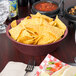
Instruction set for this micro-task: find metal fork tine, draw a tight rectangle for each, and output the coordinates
[24,60,35,76]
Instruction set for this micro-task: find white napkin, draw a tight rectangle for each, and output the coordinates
[0,61,38,76]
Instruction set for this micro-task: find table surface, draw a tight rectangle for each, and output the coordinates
[0,0,76,72]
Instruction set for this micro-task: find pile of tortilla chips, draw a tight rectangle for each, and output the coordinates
[9,12,66,45]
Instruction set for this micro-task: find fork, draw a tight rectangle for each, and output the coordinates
[24,60,35,76]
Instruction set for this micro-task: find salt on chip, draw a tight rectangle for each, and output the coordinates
[55,16,66,31]
[21,17,43,27]
[23,18,44,36]
[21,17,43,34]
[38,33,55,45]
[39,25,64,42]
[38,27,55,45]
[17,30,32,42]
[30,12,53,22]
[41,19,50,28]
[48,26,64,41]
[9,24,25,40]
[41,15,53,22]
[28,17,43,26]
[49,21,56,26]
[11,20,17,28]
[26,27,36,35]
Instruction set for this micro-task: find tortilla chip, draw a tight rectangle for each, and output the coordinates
[9,24,25,40]
[34,35,42,45]
[11,20,17,28]
[31,12,53,22]
[17,30,32,42]
[23,39,34,44]
[48,26,64,40]
[9,13,66,45]
[38,31,55,45]
[55,16,66,31]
